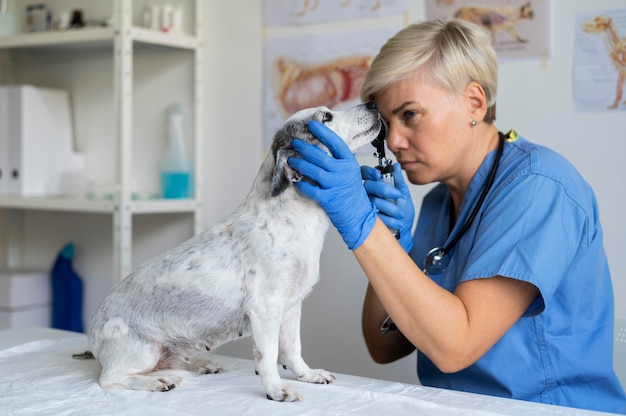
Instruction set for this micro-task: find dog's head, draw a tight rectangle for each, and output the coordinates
[270,103,385,197]
[583,16,612,34]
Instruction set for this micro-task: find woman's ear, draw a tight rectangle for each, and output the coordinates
[465,81,488,122]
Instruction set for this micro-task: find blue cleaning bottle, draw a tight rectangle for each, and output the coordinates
[161,102,192,199]
[51,242,84,333]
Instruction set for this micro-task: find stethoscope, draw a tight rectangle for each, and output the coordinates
[422,130,513,276]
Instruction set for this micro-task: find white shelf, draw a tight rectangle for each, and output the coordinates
[132,27,199,49]
[0,196,200,214]
[0,26,199,50]
[131,198,201,214]
[0,28,116,49]
[0,0,204,282]
[0,195,115,213]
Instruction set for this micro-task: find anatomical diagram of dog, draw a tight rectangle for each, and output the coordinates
[296,0,381,17]
[583,15,626,109]
[454,2,534,44]
[272,55,372,117]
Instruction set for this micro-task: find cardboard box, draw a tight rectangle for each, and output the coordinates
[0,85,85,196]
[0,270,51,330]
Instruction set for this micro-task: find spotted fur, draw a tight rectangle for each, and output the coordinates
[88,104,384,401]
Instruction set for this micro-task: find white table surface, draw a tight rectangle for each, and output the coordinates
[0,327,618,416]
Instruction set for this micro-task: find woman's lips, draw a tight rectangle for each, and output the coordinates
[397,160,418,170]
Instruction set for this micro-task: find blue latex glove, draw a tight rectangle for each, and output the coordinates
[287,120,378,250]
[361,163,415,252]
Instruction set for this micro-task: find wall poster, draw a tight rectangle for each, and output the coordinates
[263,27,400,149]
[425,0,551,60]
[574,8,626,112]
[263,0,407,26]
[261,0,407,149]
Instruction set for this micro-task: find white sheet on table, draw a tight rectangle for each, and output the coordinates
[0,337,608,416]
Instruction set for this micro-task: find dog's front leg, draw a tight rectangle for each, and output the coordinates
[279,302,336,385]
[249,306,302,401]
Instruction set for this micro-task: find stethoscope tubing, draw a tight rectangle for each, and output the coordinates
[423,131,506,275]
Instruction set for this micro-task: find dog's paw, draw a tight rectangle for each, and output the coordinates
[150,370,187,391]
[100,372,184,392]
[197,364,223,375]
[297,369,336,385]
[186,357,224,375]
[153,375,183,392]
[181,355,224,374]
[265,383,303,402]
[159,379,178,392]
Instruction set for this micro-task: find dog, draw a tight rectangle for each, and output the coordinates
[454,2,534,44]
[87,103,385,402]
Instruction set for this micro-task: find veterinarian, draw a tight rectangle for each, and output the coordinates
[287,19,626,414]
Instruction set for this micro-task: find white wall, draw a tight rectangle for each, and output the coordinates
[0,0,624,386]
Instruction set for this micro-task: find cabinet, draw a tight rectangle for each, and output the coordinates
[0,0,204,283]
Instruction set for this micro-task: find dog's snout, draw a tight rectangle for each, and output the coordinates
[366,101,377,110]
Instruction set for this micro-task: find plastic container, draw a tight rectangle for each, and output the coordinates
[50,242,84,333]
[161,103,192,199]
[0,0,16,37]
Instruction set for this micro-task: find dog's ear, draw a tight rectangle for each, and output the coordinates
[271,147,302,197]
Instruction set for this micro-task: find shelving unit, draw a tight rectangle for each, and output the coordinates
[0,0,204,283]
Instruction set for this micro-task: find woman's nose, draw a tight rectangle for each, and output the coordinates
[385,124,403,152]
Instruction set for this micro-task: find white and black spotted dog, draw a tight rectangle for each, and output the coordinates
[87,103,384,401]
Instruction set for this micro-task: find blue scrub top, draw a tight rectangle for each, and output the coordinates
[409,134,626,414]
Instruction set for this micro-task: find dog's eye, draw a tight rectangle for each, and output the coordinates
[322,112,333,123]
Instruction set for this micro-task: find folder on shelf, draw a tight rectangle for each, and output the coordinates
[0,88,7,194]
[0,85,85,197]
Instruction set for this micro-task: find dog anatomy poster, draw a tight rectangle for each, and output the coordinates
[574,9,626,112]
[262,27,399,150]
[425,0,551,60]
[263,0,407,26]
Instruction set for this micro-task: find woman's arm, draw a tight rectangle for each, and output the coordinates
[362,282,415,363]
[356,219,539,373]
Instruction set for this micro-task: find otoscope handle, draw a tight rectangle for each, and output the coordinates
[376,165,400,239]
[380,170,395,187]
[372,117,399,239]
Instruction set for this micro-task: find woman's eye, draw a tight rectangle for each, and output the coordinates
[403,110,417,120]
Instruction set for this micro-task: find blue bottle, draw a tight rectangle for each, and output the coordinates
[51,243,84,333]
[161,102,192,199]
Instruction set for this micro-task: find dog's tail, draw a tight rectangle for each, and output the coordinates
[72,351,95,360]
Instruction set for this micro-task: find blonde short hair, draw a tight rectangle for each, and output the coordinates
[361,19,498,123]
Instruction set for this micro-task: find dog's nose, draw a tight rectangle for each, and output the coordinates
[366,101,377,110]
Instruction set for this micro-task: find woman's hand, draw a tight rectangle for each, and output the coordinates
[287,120,378,250]
[362,163,415,252]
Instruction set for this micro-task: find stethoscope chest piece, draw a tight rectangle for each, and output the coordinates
[423,246,449,275]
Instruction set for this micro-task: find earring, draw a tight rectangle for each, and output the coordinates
[470,119,478,127]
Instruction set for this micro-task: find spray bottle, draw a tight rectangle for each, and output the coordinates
[51,242,84,333]
[161,102,192,199]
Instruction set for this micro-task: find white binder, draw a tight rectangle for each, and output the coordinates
[0,89,7,194]
[0,85,85,196]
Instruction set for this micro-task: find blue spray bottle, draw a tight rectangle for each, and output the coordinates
[161,102,192,198]
[51,242,84,333]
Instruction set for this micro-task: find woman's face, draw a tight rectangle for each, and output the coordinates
[375,71,473,188]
